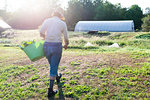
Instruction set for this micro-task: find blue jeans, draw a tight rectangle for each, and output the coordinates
[44,42,62,77]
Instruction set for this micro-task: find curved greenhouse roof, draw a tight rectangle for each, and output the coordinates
[74,20,134,32]
[0,19,11,29]
[0,19,11,32]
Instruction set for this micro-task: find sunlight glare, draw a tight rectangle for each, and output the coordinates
[7,0,43,12]
[7,0,68,12]
[8,0,27,12]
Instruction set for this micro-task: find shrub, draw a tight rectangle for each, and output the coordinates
[88,31,110,35]
[142,15,150,32]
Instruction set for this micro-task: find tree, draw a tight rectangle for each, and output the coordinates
[145,7,150,15]
[94,1,127,20]
[142,15,150,32]
[125,5,143,29]
[80,0,95,21]
[65,0,144,31]
[65,0,84,30]
[66,0,95,30]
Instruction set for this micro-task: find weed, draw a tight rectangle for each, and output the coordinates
[70,61,81,66]
[69,80,78,85]
[59,66,66,71]
[144,80,150,86]
[30,75,40,81]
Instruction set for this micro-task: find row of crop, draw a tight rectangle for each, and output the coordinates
[58,63,150,99]
[0,63,149,99]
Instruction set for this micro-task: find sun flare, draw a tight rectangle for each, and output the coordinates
[8,0,27,11]
[6,0,67,12]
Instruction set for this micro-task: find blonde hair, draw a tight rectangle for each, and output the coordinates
[51,11,62,18]
[51,7,65,20]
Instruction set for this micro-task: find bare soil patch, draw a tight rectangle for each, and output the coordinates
[8,53,148,86]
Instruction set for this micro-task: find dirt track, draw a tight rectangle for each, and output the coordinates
[13,53,146,68]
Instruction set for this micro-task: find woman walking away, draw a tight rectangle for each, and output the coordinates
[40,7,69,98]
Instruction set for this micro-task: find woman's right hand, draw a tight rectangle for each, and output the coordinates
[64,40,69,50]
[64,44,68,50]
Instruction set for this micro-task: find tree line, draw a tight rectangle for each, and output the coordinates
[65,0,145,30]
[0,0,150,31]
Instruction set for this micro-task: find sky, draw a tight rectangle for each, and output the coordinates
[0,0,150,13]
[107,0,150,12]
[60,0,150,12]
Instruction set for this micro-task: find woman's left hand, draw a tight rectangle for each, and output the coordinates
[40,33,45,40]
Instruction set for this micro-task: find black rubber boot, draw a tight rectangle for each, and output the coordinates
[48,88,57,98]
[56,73,62,84]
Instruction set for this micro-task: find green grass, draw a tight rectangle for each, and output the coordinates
[0,30,150,99]
[61,63,150,99]
[135,33,150,39]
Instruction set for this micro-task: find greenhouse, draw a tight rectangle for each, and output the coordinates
[0,19,11,32]
[74,20,134,32]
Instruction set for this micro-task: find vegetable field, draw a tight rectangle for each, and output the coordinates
[0,30,150,100]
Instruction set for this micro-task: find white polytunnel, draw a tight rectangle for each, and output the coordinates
[0,19,11,32]
[74,20,134,32]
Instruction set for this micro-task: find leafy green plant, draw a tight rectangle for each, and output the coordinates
[30,75,40,81]
[70,61,80,66]
[93,40,113,46]
[69,80,78,85]
[20,40,35,49]
[59,66,66,71]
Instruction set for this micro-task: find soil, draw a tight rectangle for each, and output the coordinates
[8,53,148,84]
[13,53,147,68]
